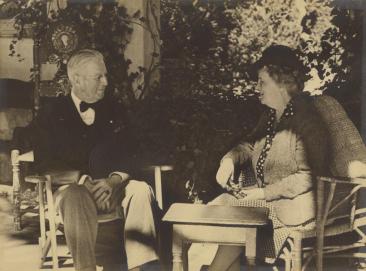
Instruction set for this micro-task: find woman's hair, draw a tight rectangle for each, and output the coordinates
[261,64,305,97]
[67,49,105,81]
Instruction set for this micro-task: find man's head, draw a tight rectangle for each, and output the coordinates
[67,49,108,103]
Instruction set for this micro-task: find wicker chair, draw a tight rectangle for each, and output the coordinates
[277,95,366,271]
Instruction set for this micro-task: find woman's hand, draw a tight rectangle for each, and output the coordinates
[232,189,248,199]
[243,188,265,200]
[216,158,234,188]
[348,161,366,178]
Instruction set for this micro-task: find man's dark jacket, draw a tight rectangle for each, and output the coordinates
[31,95,136,178]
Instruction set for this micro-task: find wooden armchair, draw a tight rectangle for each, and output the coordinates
[277,176,366,271]
[11,146,172,269]
[277,95,366,271]
[0,78,34,230]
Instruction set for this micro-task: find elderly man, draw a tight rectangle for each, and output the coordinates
[32,49,159,271]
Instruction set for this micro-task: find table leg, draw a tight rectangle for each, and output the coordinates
[245,228,257,269]
[172,228,184,271]
[182,242,189,271]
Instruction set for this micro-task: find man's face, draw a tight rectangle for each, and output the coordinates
[73,59,108,103]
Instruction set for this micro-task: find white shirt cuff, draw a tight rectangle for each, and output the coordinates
[108,171,130,182]
[78,174,92,185]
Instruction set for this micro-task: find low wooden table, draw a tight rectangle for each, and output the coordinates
[163,203,269,271]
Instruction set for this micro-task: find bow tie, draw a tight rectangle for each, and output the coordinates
[79,101,97,113]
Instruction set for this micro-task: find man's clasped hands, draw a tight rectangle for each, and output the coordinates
[82,174,127,213]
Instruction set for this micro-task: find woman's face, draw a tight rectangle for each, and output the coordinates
[257,67,283,109]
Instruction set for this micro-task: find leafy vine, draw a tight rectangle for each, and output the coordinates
[7,0,161,105]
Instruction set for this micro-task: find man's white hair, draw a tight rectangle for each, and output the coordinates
[67,49,105,82]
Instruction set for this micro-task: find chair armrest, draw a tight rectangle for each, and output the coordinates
[11,125,35,154]
[11,149,34,164]
[25,175,47,183]
[25,170,81,186]
[317,176,366,186]
[143,164,174,172]
[11,149,35,193]
[317,175,366,219]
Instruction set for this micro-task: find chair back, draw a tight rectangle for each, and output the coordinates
[0,79,34,110]
[313,95,366,177]
[312,95,366,227]
[0,79,34,184]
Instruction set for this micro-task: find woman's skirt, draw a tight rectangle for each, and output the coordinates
[209,193,315,263]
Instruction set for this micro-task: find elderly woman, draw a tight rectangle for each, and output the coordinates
[209,45,329,270]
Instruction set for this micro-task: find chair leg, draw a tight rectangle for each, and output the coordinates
[316,180,325,271]
[285,257,291,271]
[11,149,22,231]
[38,182,46,246]
[278,248,291,271]
[182,242,189,271]
[45,177,59,270]
[154,166,163,209]
[39,236,52,268]
[291,232,302,271]
[13,189,22,231]
[38,181,48,268]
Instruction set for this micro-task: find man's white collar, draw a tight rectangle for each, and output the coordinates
[71,90,82,112]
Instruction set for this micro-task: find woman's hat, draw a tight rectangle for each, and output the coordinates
[250,44,306,80]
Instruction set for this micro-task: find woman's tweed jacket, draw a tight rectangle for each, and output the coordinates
[223,94,329,226]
